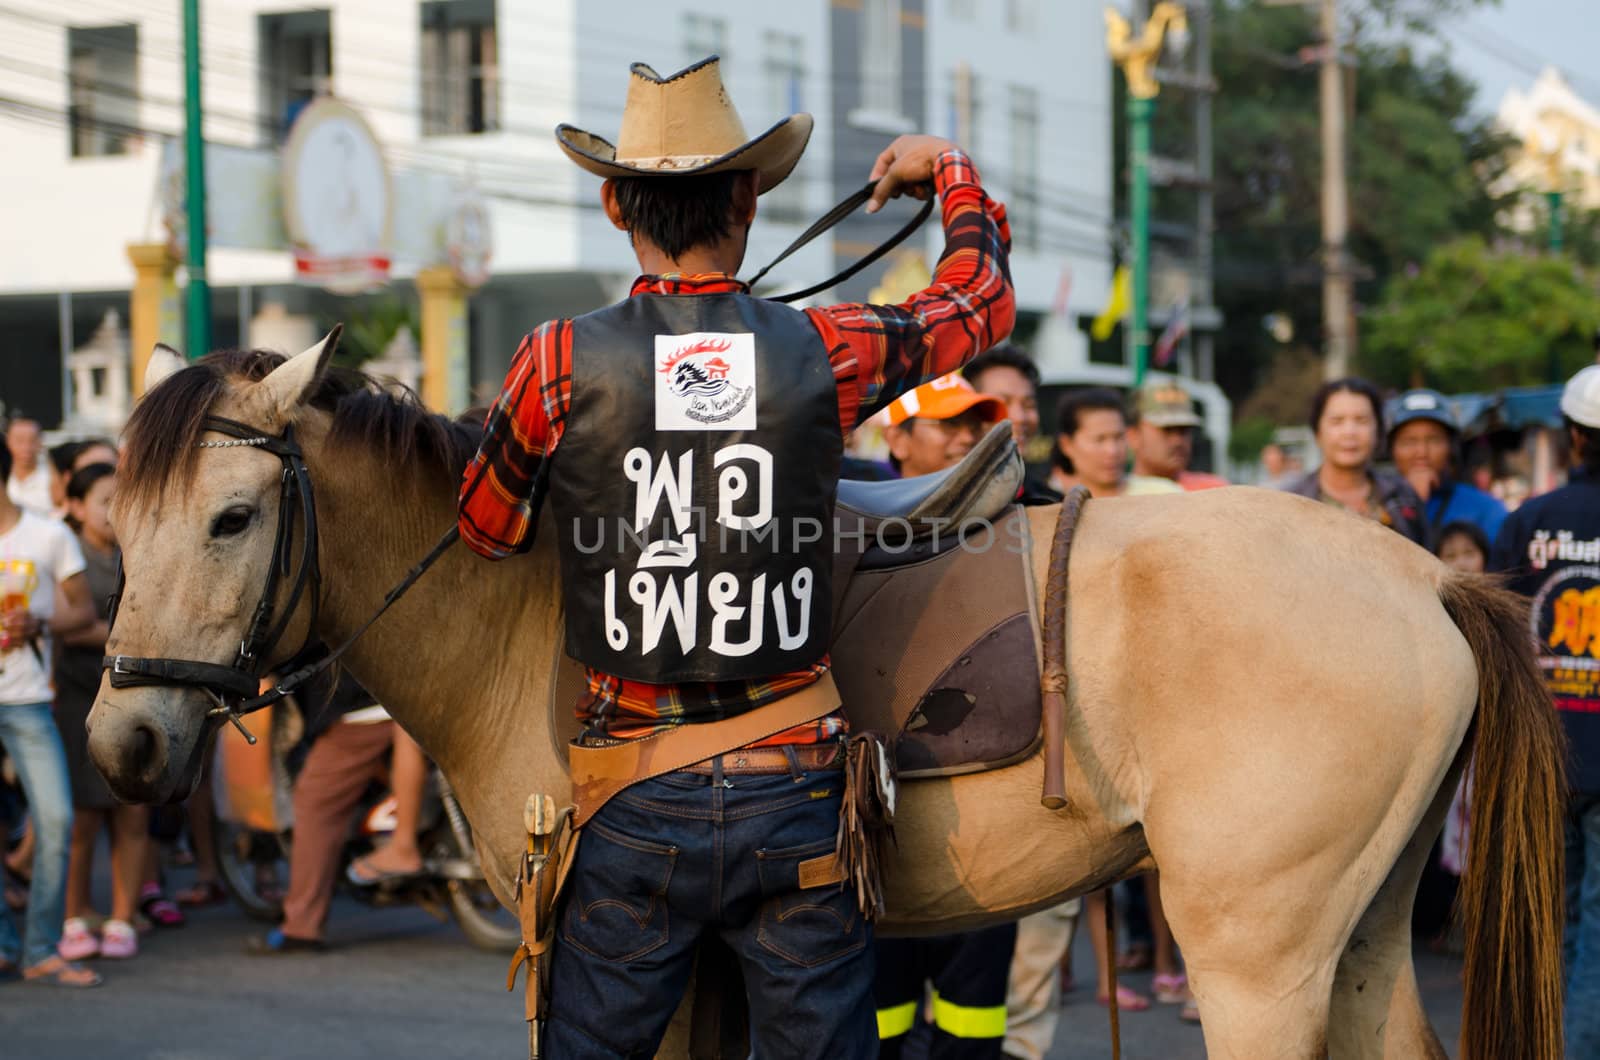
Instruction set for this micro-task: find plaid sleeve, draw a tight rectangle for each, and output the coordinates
[808,149,1015,430]
[457,320,572,559]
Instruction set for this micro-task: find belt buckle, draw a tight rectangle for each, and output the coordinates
[111,655,131,676]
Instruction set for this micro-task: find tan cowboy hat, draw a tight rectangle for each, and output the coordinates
[556,57,812,194]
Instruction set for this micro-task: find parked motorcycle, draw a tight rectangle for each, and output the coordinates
[208,704,518,952]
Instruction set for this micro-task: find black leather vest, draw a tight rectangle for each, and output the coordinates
[547,293,843,684]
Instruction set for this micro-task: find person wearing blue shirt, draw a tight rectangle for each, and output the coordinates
[1389,388,1506,544]
[1491,364,1600,1058]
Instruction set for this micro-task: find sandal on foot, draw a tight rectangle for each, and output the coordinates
[174,880,227,907]
[24,956,101,988]
[1180,998,1201,1023]
[1152,972,1191,1004]
[345,854,424,888]
[245,928,324,956]
[1096,984,1151,1011]
[138,883,185,928]
[57,918,99,961]
[99,920,138,959]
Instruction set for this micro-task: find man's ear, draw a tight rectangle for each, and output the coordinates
[600,179,629,232]
[734,170,760,227]
[885,423,911,463]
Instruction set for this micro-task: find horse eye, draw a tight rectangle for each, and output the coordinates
[210,507,255,538]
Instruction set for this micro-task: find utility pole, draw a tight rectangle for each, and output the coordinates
[1318,0,1354,379]
[182,0,210,360]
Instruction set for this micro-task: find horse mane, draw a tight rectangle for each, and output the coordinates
[117,348,483,510]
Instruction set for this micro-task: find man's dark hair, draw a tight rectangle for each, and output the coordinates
[964,344,1041,392]
[1308,377,1384,435]
[1051,388,1125,475]
[612,171,747,260]
[0,437,12,483]
[50,440,87,476]
[1565,416,1600,476]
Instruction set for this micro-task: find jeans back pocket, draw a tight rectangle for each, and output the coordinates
[755,838,865,969]
[562,819,678,964]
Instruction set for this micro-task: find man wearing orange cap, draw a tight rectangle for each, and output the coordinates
[459,56,1013,1058]
[883,373,1007,478]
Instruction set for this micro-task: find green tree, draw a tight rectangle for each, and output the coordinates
[1192,0,1508,404]
[1363,237,1600,390]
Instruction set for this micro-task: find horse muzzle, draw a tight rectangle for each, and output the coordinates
[86,690,210,805]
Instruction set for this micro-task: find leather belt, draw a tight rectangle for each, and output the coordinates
[683,743,843,776]
[567,672,842,828]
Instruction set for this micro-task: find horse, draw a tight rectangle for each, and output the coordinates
[87,338,1564,1059]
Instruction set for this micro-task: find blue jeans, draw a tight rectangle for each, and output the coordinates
[544,766,877,1058]
[0,702,72,969]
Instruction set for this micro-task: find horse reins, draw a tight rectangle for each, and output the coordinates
[99,179,933,743]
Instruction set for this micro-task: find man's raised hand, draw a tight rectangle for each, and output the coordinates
[866,135,958,214]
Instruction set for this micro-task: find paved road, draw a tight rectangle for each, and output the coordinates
[3,863,1466,1059]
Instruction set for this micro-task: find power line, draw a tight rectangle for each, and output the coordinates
[0,44,1120,231]
[0,90,1112,263]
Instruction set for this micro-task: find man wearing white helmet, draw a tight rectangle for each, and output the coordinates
[1491,362,1600,1057]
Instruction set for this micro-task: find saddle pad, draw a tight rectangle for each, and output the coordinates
[830,505,1042,777]
[548,505,1042,779]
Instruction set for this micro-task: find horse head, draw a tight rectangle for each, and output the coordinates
[87,332,339,803]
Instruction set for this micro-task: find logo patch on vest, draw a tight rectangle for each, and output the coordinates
[655,333,757,431]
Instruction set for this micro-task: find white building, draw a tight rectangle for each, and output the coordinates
[0,0,1110,425]
[1497,67,1600,228]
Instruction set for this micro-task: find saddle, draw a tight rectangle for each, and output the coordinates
[547,423,1044,781]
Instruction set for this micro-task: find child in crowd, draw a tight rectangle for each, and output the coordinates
[1436,520,1489,575]
[55,463,149,961]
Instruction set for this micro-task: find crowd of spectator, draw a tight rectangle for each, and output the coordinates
[5,338,1594,1053]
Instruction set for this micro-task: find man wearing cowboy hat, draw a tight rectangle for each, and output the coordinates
[459,57,1014,1057]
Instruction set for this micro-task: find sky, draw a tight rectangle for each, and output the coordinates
[1436,0,1600,117]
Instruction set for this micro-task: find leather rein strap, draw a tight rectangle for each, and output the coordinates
[746,180,936,304]
[1039,486,1090,812]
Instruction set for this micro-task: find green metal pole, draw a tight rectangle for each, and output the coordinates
[1549,189,1565,254]
[182,0,210,360]
[1130,95,1154,387]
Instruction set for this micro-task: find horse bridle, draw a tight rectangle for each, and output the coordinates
[94,179,932,743]
[102,416,325,741]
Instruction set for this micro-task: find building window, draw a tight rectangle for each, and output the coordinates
[67,24,138,158]
[859,0,902,121]
[947,64,979,160]
[763,32,806,222]
[684,14,728,65]
[421,0,499,136]
[1009,85,1040,250]
[1006,0,1039,34]
[260,9,332,143]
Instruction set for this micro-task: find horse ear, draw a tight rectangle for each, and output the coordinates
[254,326,343,422]
[142,344,186,393]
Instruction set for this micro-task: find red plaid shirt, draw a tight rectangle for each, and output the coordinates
[459,150,1013,741]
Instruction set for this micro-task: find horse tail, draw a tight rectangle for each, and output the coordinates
[1438,573,1566,1060]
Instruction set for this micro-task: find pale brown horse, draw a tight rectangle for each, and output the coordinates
[88,340,1564,1059]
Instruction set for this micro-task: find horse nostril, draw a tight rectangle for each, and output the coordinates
[131,724,160,778]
